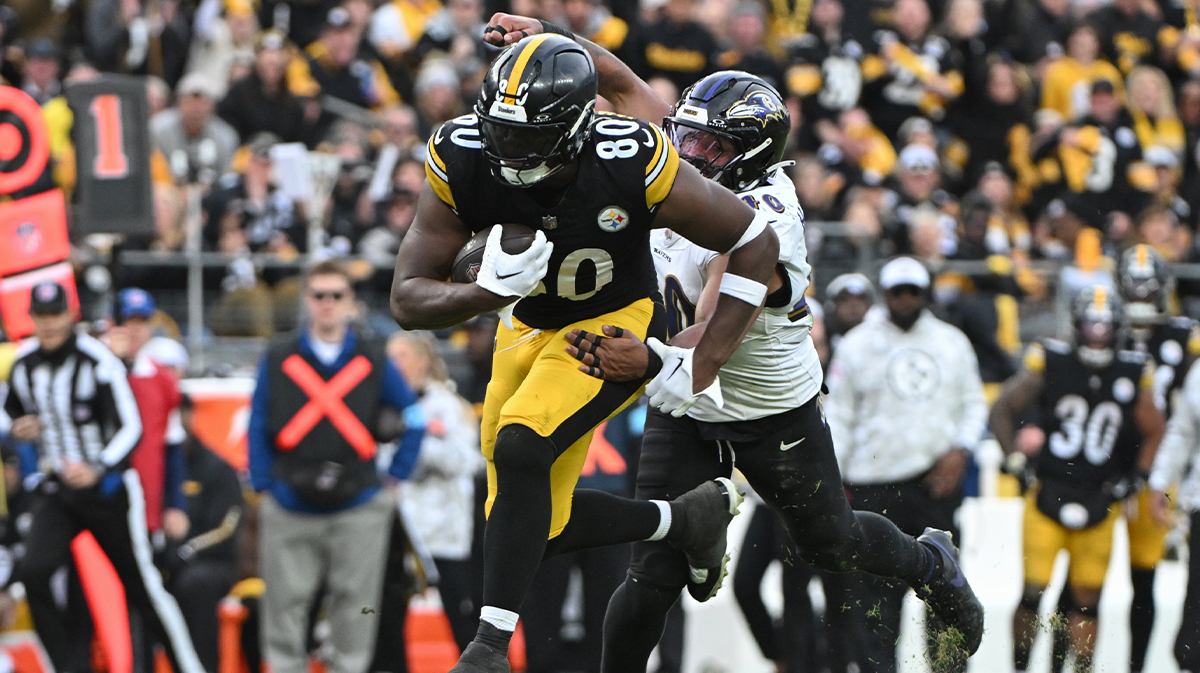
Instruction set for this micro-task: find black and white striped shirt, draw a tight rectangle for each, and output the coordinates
[3,332,142,473]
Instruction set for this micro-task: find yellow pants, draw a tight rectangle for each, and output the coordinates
[480,298,658,538]
[1126,485,1172,570]
[1023,489,1118,590]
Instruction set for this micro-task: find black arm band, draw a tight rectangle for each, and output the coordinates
[539,20,577,41]
[644,344,663,379]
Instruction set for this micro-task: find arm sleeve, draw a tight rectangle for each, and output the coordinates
[247,356,275,493]
[96,357,143,469]
[1150,364,1200,490]
[952,334,989,452]
[164,442,188,511]
[381,360,424,480]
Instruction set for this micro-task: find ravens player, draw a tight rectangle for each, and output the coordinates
[390,35,781,673]
[484,16,986,670]
[1114,244,1199,673]
[990,286,1166,673]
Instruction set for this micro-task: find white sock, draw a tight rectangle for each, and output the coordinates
[480,606,519,632]
[646,500,672,541]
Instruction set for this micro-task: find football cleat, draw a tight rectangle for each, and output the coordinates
[913,528,985,657]
[670,477,743,602]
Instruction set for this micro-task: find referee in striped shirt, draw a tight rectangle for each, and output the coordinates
[4,282,203,673]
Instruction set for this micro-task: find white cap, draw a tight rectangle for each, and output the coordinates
[1145,145,1179,169]
[898,143,939,173]
[176,72,219,99]
[879,257,930,290]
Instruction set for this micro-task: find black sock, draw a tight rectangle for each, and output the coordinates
[542,489,663,557]
[474,620,513,655]
[850,511,937,583]
[1014,636,1033,671]
[482,425,556,612]
[1129,567,1156,671]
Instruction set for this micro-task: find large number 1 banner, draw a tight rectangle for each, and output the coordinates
[66,75,154,236]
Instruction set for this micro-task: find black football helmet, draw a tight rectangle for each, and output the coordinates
[1073,285,1123,369]
[476,34,596,187]
[664,71,790,191]
[1118,244,1173,327]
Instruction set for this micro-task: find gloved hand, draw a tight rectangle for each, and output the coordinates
[644,338,722,418]
[475,227,553,299]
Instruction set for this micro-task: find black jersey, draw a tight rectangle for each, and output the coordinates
[1126,316,1200,416]
[1030,339,1151,489]
[424,111,681,329]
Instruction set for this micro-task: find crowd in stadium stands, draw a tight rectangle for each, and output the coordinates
[7,0,1200,670]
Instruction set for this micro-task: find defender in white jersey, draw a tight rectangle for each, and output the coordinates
[482,16,986,669]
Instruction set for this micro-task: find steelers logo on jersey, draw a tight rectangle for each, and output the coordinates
[886,348,940,399]
[1160,339,1184,366]
[598,206,631,232]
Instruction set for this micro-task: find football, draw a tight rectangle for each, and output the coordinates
[450,224,538,284]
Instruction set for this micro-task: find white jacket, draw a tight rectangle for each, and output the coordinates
[825,310,988,485]
[400,381,482,560]
[1149,362,1200,510]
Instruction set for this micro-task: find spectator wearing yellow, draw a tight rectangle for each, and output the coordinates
[814,107,897,185]
[1089,0,1165,75]
[369,0,444,60]
[1127,65,1186,157]
[1040,23,1125,122]
[562,0,630,55]
[288,7,400,111]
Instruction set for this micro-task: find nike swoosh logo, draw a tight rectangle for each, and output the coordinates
[495,271,521,280]
[434,126,445,145]
[780,438,805,451]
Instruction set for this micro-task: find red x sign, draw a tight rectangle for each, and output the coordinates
[277,354,376,459]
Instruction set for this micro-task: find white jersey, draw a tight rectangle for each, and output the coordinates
[650,167,824,422]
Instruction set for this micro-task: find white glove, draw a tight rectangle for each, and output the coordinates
[475,227,554,300]
[645,338,723,418]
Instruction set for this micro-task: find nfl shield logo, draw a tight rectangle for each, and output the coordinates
[16,222,42,254]
[543,215,557,230]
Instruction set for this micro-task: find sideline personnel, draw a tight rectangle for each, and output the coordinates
[249,259,423,673]
[6,281,203,673]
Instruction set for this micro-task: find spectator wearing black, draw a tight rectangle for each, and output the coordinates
[258,0,340,48]
[218,30,313,144]
[714,2,783,89]
[6,282,203,673]
[878,143,958,255]
[860,0,964,141]
[1005,0,1072,65]
[20,38,61,105]
[1088,0,1165,76]
[786,0,867,151]
[248,260,423,673]
[1032,77,1149,229]
[950,55,1034,188]
[289,7,400,113]
[202,132,307,255]
[634,0,719,93]
[85,0,192,87]
[167,395,245,673]
[822,272,876,361]
[409,0,488,70]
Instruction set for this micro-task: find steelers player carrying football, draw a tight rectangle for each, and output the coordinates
[991,286,1165,673]
[390,34,781,673]
[482,15,986,670]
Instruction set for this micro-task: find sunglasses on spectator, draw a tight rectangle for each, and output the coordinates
[310,290,347,301]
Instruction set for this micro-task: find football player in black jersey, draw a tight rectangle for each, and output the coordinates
[991,286,1166,673]
[1113,244,1199,673]
[484,14,986,671]
[390,34,780,673]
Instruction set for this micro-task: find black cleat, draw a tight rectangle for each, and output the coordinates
[914,528,985,657]
[669,477,743,602]
[449,642,511,673]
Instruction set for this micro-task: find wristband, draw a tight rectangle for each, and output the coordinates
[539,20,577,41]
[719,273,768,306]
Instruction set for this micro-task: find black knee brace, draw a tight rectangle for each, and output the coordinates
[492,424,556,476]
